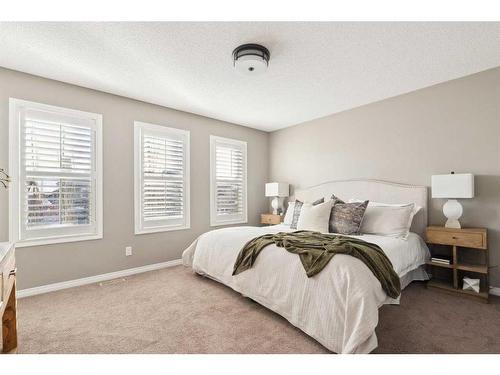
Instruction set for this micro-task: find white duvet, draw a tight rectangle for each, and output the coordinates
[182,224,429,354]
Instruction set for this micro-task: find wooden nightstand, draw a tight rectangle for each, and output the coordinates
[261,214,282,226]
[425,226,489,302]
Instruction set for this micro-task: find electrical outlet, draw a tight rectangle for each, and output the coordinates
[125,246,132,256]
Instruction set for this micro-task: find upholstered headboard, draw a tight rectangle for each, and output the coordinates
[291,179,428,237]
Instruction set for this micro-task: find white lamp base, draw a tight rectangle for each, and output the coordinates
[271,197,280,215]
[443,199,463,229]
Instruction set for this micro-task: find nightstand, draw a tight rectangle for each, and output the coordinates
[261,213,282,226]
[425,226,488,302]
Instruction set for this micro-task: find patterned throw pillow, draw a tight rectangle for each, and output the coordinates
[290,197,325,229]
[283,201,296,225]
[329,195,368,235]
[290,200,303,229]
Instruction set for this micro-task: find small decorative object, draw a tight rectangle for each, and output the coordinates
[431,172,474,228]
[462,277,480,294]
[0,168,10,189]
[265,182,289,215]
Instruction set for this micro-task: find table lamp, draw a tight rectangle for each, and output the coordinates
[431,172,474,229]
[265,182,289,215]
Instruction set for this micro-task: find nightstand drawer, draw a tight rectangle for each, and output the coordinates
[426,228,486,249]
[261,214,281,225]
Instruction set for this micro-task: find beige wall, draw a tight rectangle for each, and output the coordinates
[2,65,499,290]
[270,67,500,287]
[0,68,269,289]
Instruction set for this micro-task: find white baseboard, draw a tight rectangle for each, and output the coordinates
[17,259,182,298]
[16,261,500,299]
[489,287,500,297]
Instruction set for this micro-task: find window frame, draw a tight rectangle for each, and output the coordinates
[209,135,248,227]
[134,121,190,235]
[9,98,103,247]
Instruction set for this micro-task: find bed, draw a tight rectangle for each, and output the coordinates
[182,179,430,353]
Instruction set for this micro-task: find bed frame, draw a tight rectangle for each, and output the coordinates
[292,179,428,237]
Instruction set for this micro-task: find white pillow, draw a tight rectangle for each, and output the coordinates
[283,201,296,225]
[297,200,334,233]
[349,199,421,239]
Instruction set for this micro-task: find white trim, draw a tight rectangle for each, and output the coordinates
[134,225,190,235]
[209,135,248,227]
[15,260,500,299]
[8,98,103,247]
[17,259,182,298]
[14,234,103,248]
[134,121,190,235]
[489,286,500,297]
[8,99,20,245]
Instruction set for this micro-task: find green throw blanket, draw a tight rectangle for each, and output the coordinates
[232,230,401,299]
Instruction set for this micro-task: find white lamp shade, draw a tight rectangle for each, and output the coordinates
[265,182,289,197]
[431,173,474,198]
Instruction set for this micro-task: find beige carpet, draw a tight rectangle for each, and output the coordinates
[16,265,500,354]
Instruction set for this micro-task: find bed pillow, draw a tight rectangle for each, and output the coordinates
[283,201,296,225]
[288,197,325,229]
[348,199,419,239]
[329,195,368,235]
[297,200,334,232]
[290,200,304,229]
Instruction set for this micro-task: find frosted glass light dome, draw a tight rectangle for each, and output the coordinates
[233,44,270,75]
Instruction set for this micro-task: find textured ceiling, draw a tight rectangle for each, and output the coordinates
[0,22,499,131]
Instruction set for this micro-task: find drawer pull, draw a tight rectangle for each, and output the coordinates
[452,236,457,239]
[9,268,17,277]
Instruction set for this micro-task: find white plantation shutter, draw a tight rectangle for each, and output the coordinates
[134,122,190,233]
[210,136,247,226]
[9,99,103,246]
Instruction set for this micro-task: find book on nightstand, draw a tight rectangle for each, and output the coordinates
[431,257,452,265]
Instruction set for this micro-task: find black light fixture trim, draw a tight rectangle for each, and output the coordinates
[232,43,270,67]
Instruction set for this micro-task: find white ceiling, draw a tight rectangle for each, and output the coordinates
[0,22,499,131]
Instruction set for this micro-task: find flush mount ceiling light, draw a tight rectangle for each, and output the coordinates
[232,43,270,75]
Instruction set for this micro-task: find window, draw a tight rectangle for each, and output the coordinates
[210,136,247,226]
[9,99,103,247]
[134,122,190,234]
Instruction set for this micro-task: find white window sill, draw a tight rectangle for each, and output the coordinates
[135,225,190,235]
[15,233,103,248]
[210,219,248,227]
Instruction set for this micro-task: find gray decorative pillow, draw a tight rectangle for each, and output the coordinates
[329,195,368,235]
[290,200,303,229]
[290,198,324,229]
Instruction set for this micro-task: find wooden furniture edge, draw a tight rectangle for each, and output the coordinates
[2,281,17,353]
[426,226,487,234]
[1,243,17,354]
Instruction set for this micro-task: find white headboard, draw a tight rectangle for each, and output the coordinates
[292,179,428,237]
